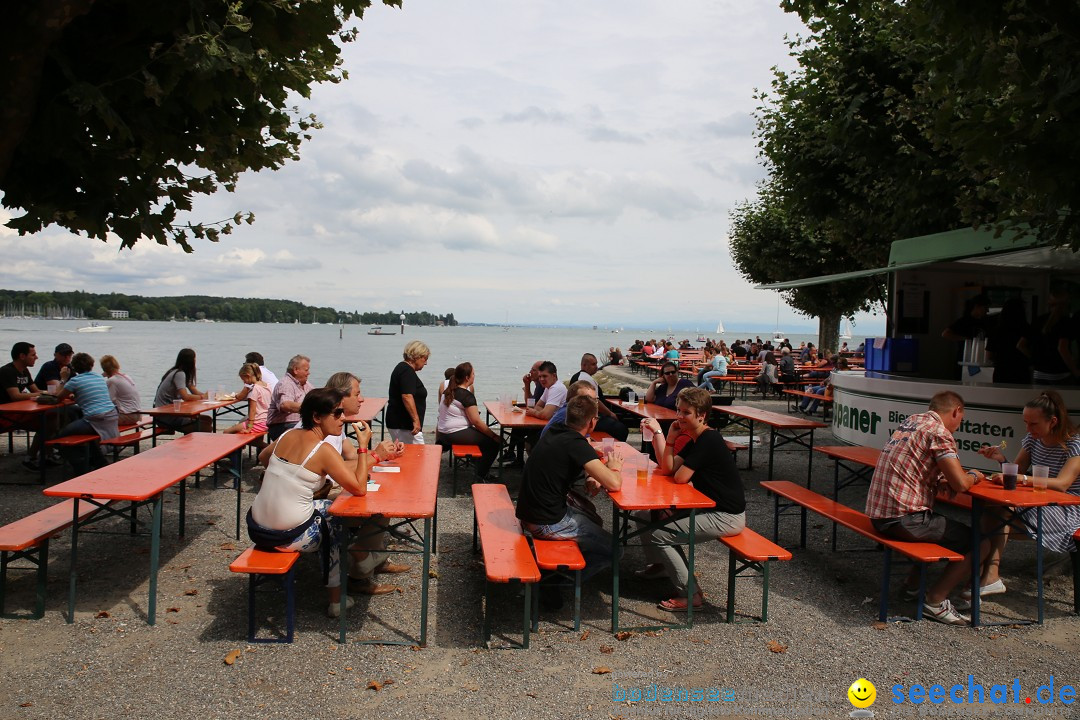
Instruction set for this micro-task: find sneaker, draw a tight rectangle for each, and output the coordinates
[959,578,1006,601]
[923,599,969,626]
[22,458,41,472]
[327,595,355,618]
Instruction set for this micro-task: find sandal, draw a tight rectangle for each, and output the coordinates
[658,594,704,612]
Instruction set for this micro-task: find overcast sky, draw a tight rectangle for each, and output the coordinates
[0,1,886,334]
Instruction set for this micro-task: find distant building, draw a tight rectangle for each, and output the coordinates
[109,309,129,319]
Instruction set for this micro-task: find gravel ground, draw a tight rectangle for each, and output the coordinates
[2,372,1079,720]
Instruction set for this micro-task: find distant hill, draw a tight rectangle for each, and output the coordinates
[0,289,457,326]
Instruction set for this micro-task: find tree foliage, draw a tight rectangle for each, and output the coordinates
[0,0,401,251]
[0,288,456,326]
[728,192,883,352]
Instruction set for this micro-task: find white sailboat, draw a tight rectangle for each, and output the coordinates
[716,320,725,334]
[840,319,853,340]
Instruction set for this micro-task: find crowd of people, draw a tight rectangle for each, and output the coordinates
[4,333,1080,627]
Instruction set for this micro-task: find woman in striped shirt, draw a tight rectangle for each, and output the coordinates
[974,390,1080,600]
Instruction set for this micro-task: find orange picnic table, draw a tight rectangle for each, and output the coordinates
[43,432,254,624]
[723,405,827,485]
[606,453,714,631]
[344,396,388,440]
[0,396,75,483]
[144,397,245,439]
[967,482,1080,627]
[328,444,441,645]
[483,401,548,476]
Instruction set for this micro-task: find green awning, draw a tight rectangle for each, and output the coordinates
[757,226,1044,290]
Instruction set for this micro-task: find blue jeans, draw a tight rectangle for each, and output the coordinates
[523,506,621,581]
[698,371,727,391]
[800,384,827,413]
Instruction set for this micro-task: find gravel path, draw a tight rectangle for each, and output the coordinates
[2,382,1079,719]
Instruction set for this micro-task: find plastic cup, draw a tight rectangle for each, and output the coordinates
[637,395,645,408]
[642,425,654,443]
[627,391,637,405]
[1001,463,1019,491]
[1032,465,1049,493]
[636,466,648,483]
[172,399,183,411]
[602,437,615,455]
[527,398,536,409]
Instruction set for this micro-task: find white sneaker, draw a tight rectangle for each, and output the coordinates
[327,595,355,618]
[959,578,1006,601]
[923,599,970,626]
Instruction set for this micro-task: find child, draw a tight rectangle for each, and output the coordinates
[224,363,271,435]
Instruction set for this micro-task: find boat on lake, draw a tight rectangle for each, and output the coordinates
[367,326,396,336]
[77,322,112,333]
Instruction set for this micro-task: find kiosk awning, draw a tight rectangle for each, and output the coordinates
[757,227,1049,290]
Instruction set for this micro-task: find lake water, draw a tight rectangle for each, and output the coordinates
[0,320,821,409]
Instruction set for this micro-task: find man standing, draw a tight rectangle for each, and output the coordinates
[866,391,990,625]
[569,353,628,442]
[34,343,74,389]
[266,354,313,440]
[517,395,624,599]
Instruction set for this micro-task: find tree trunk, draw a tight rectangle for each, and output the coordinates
[817,311,841,358]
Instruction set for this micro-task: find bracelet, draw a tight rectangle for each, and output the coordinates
[358,447,368,455]
[965,470,977,479]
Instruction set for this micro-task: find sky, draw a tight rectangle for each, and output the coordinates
[0,1,887,335]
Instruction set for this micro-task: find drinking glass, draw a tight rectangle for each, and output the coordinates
[1001,463,1019,491]
[1032,465,1049,493]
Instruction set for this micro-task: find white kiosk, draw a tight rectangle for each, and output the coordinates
[763,228,1080,471]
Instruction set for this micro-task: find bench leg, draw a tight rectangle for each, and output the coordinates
[878,548,893,622]
[1072,551,1080,615]
[284,567,296,643]
[522,583,531,650]
[531,579,540,632]
[761,561,771,623]
[573,569,581,632]
[247,574,257,643]
[726,548,737,623]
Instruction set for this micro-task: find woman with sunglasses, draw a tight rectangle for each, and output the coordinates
[250,387,403,617]
[645,361,694,410]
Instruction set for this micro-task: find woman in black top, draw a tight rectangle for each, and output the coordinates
[987,297,1031,384]
[435,362,501,480]
[386,340,430,444]
[639,387,745,611]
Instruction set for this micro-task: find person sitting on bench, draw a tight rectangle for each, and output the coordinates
[638,387,745,611]
[866,391,989,625]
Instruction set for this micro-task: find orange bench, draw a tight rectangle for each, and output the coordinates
[783,389,833,417]
[472,484,541,648]
[761,480,964,622]
[530,538,585,632]
[719,528,792,623]
[451,444,483,496]
[1,500,108,619]
[229,547,301,643]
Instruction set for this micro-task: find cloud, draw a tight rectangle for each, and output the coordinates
[499,106,571,125]
[458,117,485,130]
[585,125,645,144]
[703,112,756,138]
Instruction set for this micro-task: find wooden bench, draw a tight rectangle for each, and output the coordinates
[1,500,108,619]
[530,538,585,632]
[450,444,483,496]
[719,528,791,623]
[46,416,163,465]
[100,427,172,460]
[471,484,541,648]
[761,480,964,621]
[229,547,301,643]
[783,389,833,417]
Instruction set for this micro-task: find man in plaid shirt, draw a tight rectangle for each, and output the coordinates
[866,391,989,625]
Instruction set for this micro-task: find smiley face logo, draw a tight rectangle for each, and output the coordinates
[848,678,876,709]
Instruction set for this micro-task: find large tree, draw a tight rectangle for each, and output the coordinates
[0,0,400,250]
[728,191,884,354]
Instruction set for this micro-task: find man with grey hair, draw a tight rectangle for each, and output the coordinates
[266,354,313,440]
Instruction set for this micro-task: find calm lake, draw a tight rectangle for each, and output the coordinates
[0,319,821,410]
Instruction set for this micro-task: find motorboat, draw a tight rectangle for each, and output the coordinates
[77,322,112,333]
[367,326,396,336]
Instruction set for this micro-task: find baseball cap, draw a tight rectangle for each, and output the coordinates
[55,343,74,355]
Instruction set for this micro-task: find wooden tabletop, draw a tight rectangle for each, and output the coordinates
[0,397,74,414]
[345,397,388,423]
[329,444,441,519]
[814,445,881,466]
[144,398,242,418]
[484,401,549,429]
[44,433,252,501]
[965,481,1080,508]
[604,398,681,421]
[724,405,828,430]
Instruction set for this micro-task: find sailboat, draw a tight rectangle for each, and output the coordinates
[840,319,853,340]
[772,297,785,343]
[716,320,725,334]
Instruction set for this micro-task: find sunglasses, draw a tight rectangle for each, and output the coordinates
[330,408,345,419]
[663,370,678,376]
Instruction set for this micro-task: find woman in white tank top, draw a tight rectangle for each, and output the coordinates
[250,387,403,617]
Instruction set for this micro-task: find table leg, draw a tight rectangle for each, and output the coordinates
[686,509,697,627]
[805,430,815,488]
[1036,506,1044,625]
[148,495,163,626]
[746,419,755,469]
[39,412,49,484]
[338,529,349,644]
[611,504,620,632]
[767,426,777,479]
[66,499,80,624]
[970,499,982,627]
[179,473,187,537]
[420,517,432,646]
[234,451,243,540]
